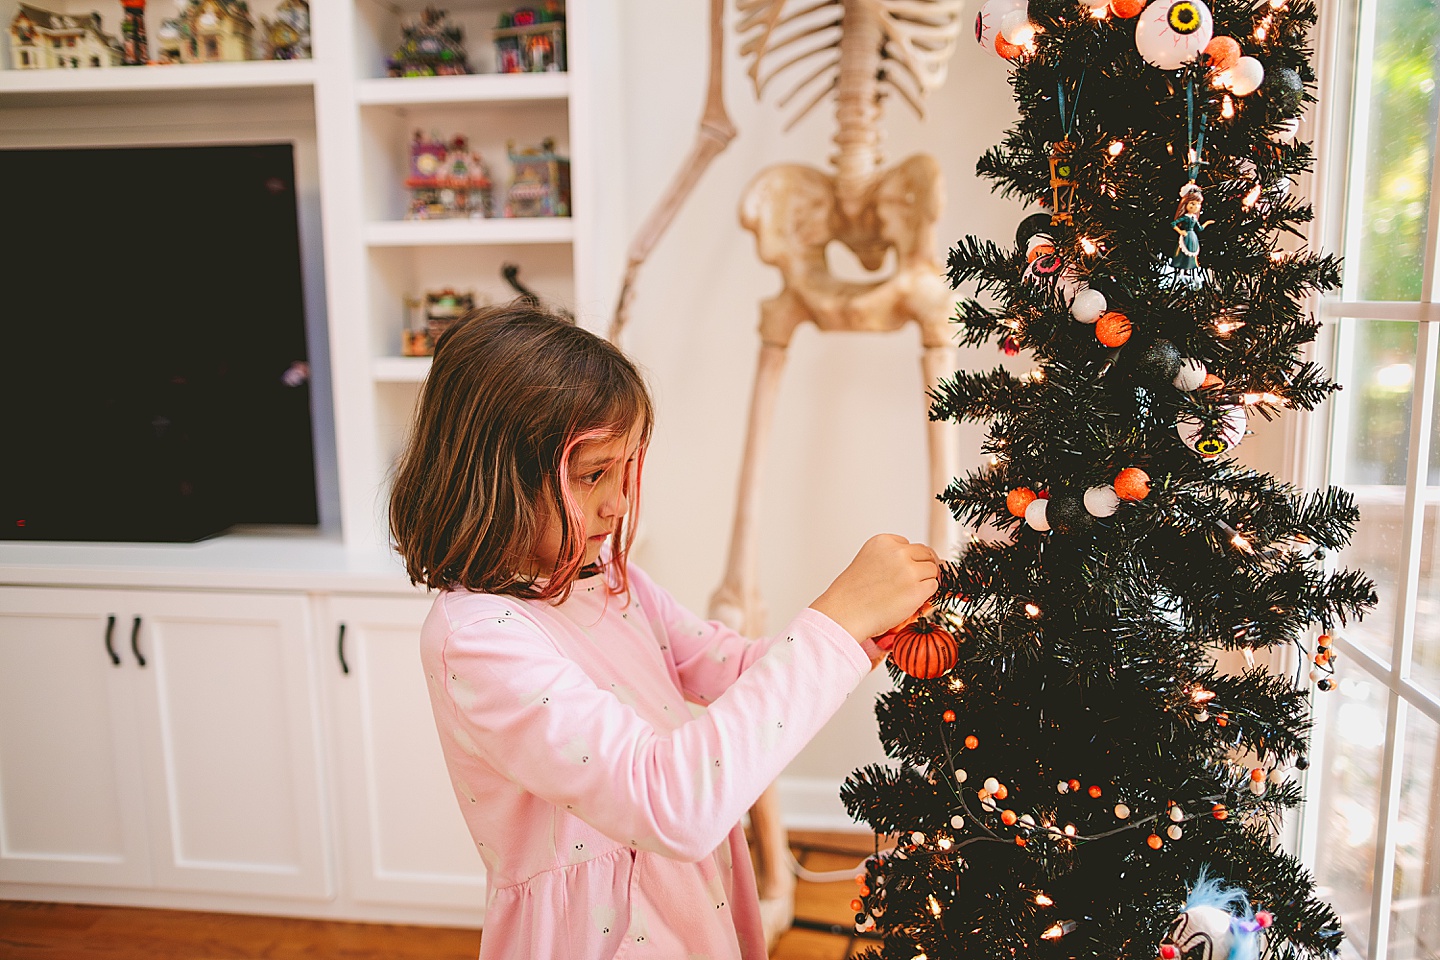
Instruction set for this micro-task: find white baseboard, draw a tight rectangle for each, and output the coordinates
[776,776,870,833]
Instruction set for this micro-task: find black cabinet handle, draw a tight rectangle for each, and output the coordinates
[104,615,121,666]
[130,616,145,667]
[337,623,349,675]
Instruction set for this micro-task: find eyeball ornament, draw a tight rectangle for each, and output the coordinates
[1135,0,1214,70]
[1177,405,1246,457]
[976,0,1028,59]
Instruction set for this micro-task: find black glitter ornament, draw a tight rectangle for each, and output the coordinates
[1047,496,1094,535]
[1136,338,1183,388]
[1264,67,1305,118]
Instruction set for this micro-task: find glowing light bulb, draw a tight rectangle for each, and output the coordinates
[938,836,953,851]
[1242,182,1261,208]
[1036,893,1054,906]
[929,895,943,916]
[1232,534,1254,554]
[1107,140,1125,156]
[1255,25,1267,40]
[1080,237,1098,255]
[1192,687,1216,703]
[1222,95,1236,120]
[1024,603,1042,618]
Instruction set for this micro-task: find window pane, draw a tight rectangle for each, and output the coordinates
[1337,321,1418,664]
[1413,508,1440,693]
[1354,0,1440,301]
[1313,663,1389,959]
[1389,706,1440,960]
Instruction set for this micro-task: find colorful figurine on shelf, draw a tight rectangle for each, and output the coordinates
[157,0,254,63]
[120,0,148,65]
[493,3,565,73]
[9,4,123,69]
[260,0,309,60]
[387,6,470,77]
[405,131,495,220]
[403,289,481,356]
[1172,182,1214,272]
[505,138,571,218]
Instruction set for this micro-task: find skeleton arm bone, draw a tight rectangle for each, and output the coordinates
[610,0,737,344]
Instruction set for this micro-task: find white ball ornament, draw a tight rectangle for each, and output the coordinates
[956,768,969,783]
[1170,805,1185,822]
[952,814,965,828]
[1229,56,1265,96]
[984,777,1001,794]
[1083,485,1121,518]
[1114,803,1131,819]
[1249,778,1267,795]
[1058,780,1070,794]
[1173,358,1207,391]
[1135,0,1214,70]
[1024,497,1051,531]
[1070,287,1108,323]
[1167,824,1184,840]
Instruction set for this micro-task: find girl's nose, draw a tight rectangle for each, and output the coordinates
[601,478,629,518]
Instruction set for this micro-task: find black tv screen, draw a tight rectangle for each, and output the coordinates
[0,143,319,542]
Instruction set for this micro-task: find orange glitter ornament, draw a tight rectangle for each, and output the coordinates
[1204,36,1242,72]
[994,34,1024,59]
[1007,487,1039,517]
[1088,785,1103,798]
[1147,834,1163,850]
[1001,810,1018,825]
[1015,836,1028,847]
[1096,311,1132,347]
[943,709,957,722]
[1251,768,1265,782]
[1068,779,1081,793]
[1114,467,1151,501]
[994,784,1009,800]
[965,735,979,750]
[1110,0,1146,16]
[1212,803,1229,820]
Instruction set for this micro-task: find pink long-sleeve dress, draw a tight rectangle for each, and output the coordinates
[420,560,873,959]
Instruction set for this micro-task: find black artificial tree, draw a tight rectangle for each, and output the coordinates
[840,1,1378,958]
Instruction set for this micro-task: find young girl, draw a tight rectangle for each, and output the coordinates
[390,302,938,960]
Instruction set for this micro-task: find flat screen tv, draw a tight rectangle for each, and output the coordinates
[0,143,320,543]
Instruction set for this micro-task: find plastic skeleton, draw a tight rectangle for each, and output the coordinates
[614,0,963,630]
[610,0,963,940]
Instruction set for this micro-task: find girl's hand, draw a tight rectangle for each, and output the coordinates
[810,534,940,643]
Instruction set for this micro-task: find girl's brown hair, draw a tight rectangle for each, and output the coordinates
[389,301,653,601]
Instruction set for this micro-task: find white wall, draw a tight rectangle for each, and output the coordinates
[609,2,1300,829]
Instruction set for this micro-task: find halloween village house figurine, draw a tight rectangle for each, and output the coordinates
[9,4,122,69]
[403,131,494,220]
[388,6,469,77]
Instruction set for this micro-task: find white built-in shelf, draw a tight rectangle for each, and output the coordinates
[373,356,432,383]
[0,60,318,106]
[365,217,574,246]
[356,72,569,106]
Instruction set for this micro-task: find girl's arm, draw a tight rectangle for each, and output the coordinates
[427,598,870,862]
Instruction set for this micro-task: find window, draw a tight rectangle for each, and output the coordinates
[1307,1,1440,958]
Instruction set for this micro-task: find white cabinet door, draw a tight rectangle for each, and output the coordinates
[324,595,485,911]
[128,590,331,899]
[0,588,152,888]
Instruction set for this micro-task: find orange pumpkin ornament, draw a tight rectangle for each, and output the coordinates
[1114,467,1151,501]
[890,620,960,679]
[1096,311,1132,347]
[1007,487,1039,517]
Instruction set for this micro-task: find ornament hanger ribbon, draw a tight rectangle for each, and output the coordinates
[1185,78,1209,182]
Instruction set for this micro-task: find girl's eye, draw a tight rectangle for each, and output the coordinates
[582,470,605,485]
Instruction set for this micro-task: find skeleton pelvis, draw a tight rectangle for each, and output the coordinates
[740,154,950,346]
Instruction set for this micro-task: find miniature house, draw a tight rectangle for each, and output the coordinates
[9,4,122,69]
[173,0,254,63]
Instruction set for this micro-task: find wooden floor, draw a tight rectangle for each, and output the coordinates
[0,832,877,960]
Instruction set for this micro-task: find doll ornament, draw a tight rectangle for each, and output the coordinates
[1172,183,1215,272]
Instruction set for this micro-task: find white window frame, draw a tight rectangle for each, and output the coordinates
[1302,0,1440,956]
